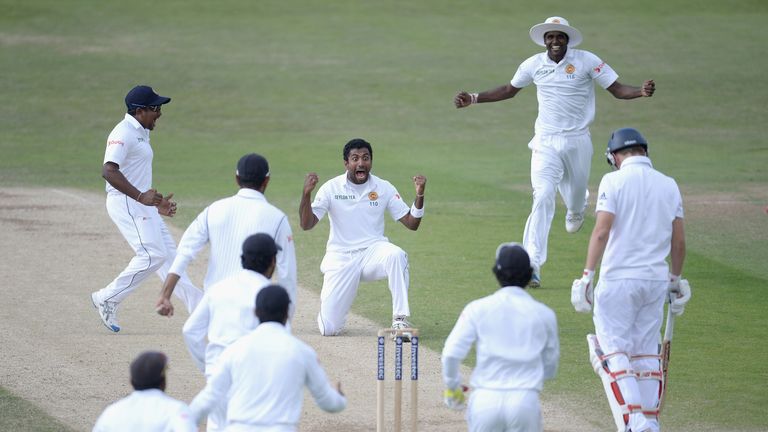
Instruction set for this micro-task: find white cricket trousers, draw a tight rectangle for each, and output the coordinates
[466,388,542,432]
[95,194,202,311]
[522,132,592,268]
[317,241,410,336]
[593,279,667,432]
[204,364,227,432]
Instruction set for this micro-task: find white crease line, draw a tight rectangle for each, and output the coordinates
[51,188,96,205]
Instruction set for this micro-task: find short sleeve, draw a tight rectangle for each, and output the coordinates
[585,51,619,89]
[595,176,616,215]
[510,58,534,89]
[387,186,410,221]
[311,182,331,221]
[103,130,128,166]
[673,181,684,219]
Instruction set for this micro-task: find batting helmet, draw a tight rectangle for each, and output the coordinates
[605,127,648,167]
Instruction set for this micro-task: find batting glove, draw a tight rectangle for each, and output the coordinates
[571,270,595,313]
[669,277,692,316]
[443,386,467,411]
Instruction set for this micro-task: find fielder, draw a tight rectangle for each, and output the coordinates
[441,243,559,432]
[454,16,655,287]
[156,153,297,317]
[189,285,347,431]
[299,138,426,337]
[92,85,202,332]
[182,233,282,431]
[93,351,196,432]
[570,128,691,432]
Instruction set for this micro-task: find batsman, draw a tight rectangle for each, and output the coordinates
[570,128,691,432]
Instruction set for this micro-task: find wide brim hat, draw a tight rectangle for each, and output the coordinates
[529,16,583,48]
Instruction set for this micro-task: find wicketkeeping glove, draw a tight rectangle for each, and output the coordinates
[443,386,467,410]
[668,275,692,316]
[571,270,595,313]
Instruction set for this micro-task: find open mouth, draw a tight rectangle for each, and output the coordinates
[355,170,367,180]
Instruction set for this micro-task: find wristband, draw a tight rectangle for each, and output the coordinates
[582,269,594,281]
[410,203,424,218]
[136,191,143,202]
[469,93,479,105]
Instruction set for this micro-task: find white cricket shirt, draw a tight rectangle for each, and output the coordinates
[442,286,559,391]
[311,173,410,252]
[92,389,196,432]
[511,49,618,136]
[169,188,297,300]
[182,269,270,373]
[103,114,153,195]
[189,322,346,430]
[595,156,684,281]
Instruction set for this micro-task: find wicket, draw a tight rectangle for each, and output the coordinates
[376,327,419,432]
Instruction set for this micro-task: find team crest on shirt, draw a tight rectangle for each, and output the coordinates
[565,64,576,74]
[368,192,378,201]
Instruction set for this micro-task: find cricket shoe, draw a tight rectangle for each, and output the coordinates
[566,191,589,233]
[391,316,413,342]
[565,211,585,233]
[528,264,541,288]
[91,292,120,333]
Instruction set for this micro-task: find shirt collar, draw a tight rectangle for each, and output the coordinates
[620,155,653,169]
[543,48,573,66]
[342,172,378,191]
[258,321,288,332]
[499,285,533,298]
[237,188,266,200]
[132,388,164,397]
[124,113,145,131]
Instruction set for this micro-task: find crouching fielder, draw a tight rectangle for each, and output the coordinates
[441,243,559,432]
[570,127,691,432]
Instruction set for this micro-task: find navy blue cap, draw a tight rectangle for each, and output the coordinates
[242,233,281,262]
[494,242,531,273]
[125,85,171,111]
[236,153,270,183]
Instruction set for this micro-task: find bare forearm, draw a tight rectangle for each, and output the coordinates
[607,79,655,100]
[102,164,141,200]
[670,218,686,275]
[299,194,318,230]
[161,273,181,299]
[585,230,608,271]
[586,212,613,270]
[612,85,643,99]
[478,84,520,103]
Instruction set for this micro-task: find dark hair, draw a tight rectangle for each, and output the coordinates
[241,254,274,274]
[343,138,373,161]
[238,178,267,190]
[493,265,533,288]
[130,351,167,391]
[255,285,290,323]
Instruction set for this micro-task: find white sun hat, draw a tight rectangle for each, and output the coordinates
[529,16,583,47]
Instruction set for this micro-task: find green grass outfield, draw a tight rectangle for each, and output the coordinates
[2,0,766,430]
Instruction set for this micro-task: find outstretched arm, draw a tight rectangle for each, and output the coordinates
[399,175,426,231]
[299,173,320,230]
[606,79,655,99]
[454,84,522,108]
